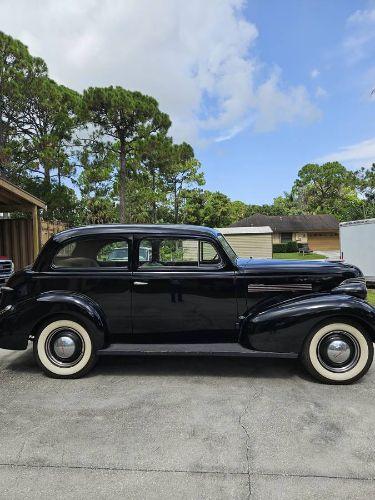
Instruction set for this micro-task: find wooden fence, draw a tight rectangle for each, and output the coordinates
[0,218,34,270]
[41,220,68,245]
[0,218,68,270]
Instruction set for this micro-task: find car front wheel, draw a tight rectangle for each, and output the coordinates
[301,322,374,384]
[34,319,97,378]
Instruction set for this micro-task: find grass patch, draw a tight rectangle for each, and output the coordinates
[367,289,375,306]
[273,252,326,260]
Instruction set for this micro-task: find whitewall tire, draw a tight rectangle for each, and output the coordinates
[34,319,97,378]
[302,322,373,384]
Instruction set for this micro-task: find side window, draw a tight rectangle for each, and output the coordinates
[53,238,129,269]
[56,241,76,257]
[139,239,198,268]
[97,242,128,265]
[200,241,221,265]
[138,238,221,268]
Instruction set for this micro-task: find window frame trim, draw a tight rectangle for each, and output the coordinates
[134,235,226,272]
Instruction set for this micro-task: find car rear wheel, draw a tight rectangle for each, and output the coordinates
[301,322,374,384]
[33,319,97,378]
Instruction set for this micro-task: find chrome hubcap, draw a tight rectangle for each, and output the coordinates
[326,339,351,364]
[317,330,360,373]
[53,336,77,359]
[45,328,84,367]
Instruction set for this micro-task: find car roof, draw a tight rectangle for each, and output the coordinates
[52,224,221,243]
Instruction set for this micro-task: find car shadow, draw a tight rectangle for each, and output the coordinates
[91,354,314,382]
[2,347,316,383]
[1,348,40,374]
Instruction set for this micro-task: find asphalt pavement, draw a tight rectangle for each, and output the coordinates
[0,347,375,499]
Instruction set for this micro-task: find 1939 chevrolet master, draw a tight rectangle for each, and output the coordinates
[0,224,374,383]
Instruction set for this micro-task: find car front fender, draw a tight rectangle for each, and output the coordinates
[241,293,375,354]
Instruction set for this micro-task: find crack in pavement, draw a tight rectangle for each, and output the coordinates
[0,462,374,483]
[238,387,265,497]
[0,462,248,476]
[252,471,375,482]
[239,404,252,498]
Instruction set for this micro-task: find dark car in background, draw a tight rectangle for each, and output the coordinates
[0,224,374,383]
[0,256,14,288]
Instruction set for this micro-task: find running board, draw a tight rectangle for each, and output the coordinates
[97,343,298,358]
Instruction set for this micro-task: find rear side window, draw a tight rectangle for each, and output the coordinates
[53,238,129,269]
[97,242,128,264]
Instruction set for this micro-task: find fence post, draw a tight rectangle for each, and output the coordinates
[32,206,39,259]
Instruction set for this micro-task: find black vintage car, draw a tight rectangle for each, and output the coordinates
[0,224,374,383]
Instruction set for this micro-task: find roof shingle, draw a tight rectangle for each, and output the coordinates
[230,214,339,232]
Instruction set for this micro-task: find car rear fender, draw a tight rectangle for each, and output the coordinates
[240,293,375,354]
[11,291,107,349]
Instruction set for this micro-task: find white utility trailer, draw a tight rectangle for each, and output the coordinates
[340,219,375,281]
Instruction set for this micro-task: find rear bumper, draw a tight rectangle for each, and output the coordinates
[0,306,28,350]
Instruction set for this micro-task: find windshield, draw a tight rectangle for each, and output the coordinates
[217,234,237,263]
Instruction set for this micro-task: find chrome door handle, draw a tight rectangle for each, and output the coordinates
[134,281,148,286]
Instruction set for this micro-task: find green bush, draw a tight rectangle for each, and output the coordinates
[273,243,288,253]
[273,241,298,253]
[286,241,298,252]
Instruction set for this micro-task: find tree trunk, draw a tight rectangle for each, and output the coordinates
[43,165,51,188]
[174,180,178,223]
[152,167,156,223]
[119,137,126,223]
[57,166,61,187]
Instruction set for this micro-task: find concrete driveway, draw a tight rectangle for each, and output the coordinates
[1,347,375,499]
[318,250,341,260]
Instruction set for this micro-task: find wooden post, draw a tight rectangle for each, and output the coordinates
[32,205,39,260]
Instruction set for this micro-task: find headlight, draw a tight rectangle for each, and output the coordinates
[333,278,367,300]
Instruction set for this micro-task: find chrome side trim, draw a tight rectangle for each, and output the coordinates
[248,283,312,293]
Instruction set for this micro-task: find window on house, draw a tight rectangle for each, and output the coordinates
[280,233,293,243]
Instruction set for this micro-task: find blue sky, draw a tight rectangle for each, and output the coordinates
[198,0,375,204]
[1,0,375,204]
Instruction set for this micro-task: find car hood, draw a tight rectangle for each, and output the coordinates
[236,257,363,280]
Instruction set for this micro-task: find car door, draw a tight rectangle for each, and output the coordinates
[131,235,238,342]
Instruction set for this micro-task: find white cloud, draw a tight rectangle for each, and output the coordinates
[344,7,375,63]
[253,69,321,132]
[310,68,320,79]
[315,86,328,98]
[0,0,320,145]
[316,137,375,168]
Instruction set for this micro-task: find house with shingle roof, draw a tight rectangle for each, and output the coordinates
[230,214,339,251]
